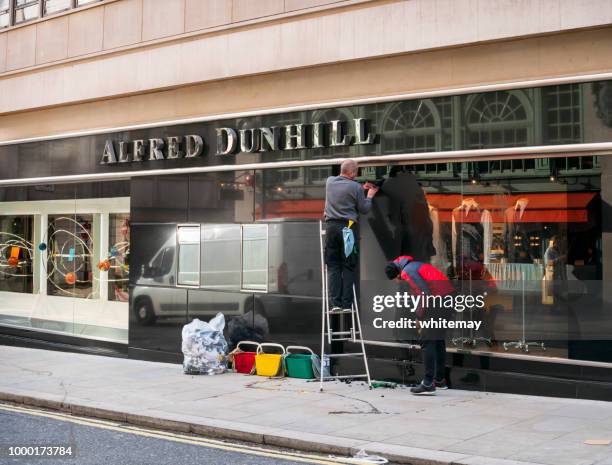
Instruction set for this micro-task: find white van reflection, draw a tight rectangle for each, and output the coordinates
[131,220,322,326]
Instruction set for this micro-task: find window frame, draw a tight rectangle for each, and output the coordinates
[182,222,271,293]
[176,224,201,288]
[13,0,39,25]
[43,0,72,16]
[0,0,10,29]
[2,0,102,29]
[200,223,242,291]
[240,223,269,292]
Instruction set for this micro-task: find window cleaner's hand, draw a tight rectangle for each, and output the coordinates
[366,184,379,199]
[363,181,376,190]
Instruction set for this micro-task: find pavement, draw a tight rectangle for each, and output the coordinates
[1,346,611,465]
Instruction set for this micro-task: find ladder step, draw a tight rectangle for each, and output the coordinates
[328,309,353,314]
[327,331,352,335]
[323,374,369,380]
[330,337,352,342]
[327,352,364,358]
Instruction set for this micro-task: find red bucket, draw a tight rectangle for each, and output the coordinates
[233,341,260,374]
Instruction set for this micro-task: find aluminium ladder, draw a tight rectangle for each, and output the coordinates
[318,220,372,391]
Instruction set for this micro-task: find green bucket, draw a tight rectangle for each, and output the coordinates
[285,346,315,379]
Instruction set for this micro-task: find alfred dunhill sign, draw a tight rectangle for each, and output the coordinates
[100,118,376,165]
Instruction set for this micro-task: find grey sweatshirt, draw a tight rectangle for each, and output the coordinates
[324,175,372,222]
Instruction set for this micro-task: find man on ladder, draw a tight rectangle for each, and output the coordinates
[318,159,378,390]
[324,159,379,312]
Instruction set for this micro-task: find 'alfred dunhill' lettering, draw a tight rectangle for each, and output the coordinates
[99,118,376,164]
[100,135,203,165]
[215,118,376,156]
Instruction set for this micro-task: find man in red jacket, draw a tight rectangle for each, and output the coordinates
[385,256,454,395]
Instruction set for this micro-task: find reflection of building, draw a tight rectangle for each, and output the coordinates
[2,0,612,400]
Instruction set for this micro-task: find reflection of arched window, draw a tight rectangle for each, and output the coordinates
[465,91,533,148]
[381,100,441,154]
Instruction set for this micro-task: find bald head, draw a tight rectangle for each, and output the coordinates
[340,159,358,179]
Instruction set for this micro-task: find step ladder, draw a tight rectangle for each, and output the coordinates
[318,220,372,391]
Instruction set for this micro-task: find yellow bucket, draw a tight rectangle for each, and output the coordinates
[255,343,285,377]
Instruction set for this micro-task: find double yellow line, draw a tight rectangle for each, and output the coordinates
[0,403,366,465]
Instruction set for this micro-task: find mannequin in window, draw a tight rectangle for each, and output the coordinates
[451,198,492,277]
[544,235,567,300]
[503,197,540,263]
[429,203,449,273]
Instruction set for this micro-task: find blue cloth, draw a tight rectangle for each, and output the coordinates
[342,226,355,257]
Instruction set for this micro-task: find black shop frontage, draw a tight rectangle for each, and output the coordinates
[2,79,612,400]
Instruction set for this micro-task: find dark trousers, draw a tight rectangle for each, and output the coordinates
[421,339,446,386]
[324,220,357,309]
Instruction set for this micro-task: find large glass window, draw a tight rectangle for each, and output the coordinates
[242,224,268,291]
[14,0,39,23]
[108,213,129,302]
[258,152,608,363]
[0,215,33,293]
[0,189,130,344]
[47,214,94,299]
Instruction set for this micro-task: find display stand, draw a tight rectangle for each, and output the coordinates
[503,271,545,353]
[452,270,492,348]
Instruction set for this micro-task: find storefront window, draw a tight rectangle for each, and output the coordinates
[108,213,129,302]
[0,186,129,343]
[257,152,609,363]
[0,215,34,294]
[47,214,94,299]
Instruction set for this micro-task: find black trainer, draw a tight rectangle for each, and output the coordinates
[410,383,436,395]
[434,379,448,390]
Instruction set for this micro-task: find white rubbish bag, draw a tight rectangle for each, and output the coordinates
[182,313,228,375]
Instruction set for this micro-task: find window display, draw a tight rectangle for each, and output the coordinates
[0,190,130,343]
[108,213,130,302]
[47,214,94,299]
[258,153,606,362]
[0,215,33,294]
